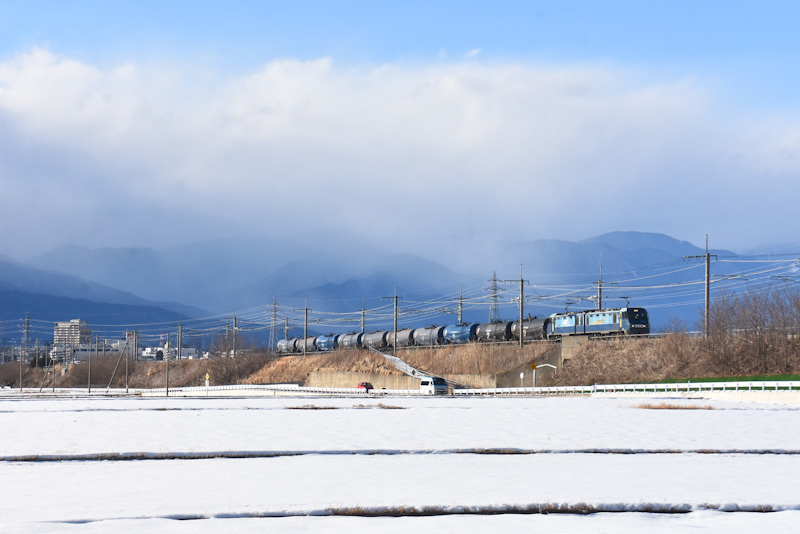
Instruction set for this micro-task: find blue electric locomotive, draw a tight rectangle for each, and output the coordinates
[548,307,650,338]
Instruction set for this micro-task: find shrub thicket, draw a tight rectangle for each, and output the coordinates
[554,286,800,385]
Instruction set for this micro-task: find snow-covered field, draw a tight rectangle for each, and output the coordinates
[1,394,799,532]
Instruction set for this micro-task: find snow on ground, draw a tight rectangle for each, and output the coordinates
[1,394,799,532]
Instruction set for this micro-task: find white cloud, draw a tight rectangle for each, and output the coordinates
[0,48,798,258]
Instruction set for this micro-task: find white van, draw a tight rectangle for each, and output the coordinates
[419,376,449,395]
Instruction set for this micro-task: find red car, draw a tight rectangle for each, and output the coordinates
[357,382,374,392]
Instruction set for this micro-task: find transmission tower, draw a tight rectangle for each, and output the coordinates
[268,297,278,351]
[486,271,500,323]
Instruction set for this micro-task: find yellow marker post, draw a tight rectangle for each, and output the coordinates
[205,372,210,396]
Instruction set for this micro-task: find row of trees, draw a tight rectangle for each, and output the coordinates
[704,286,800,375]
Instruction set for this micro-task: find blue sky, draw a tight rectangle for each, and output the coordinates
[4,1,798,90]
[1,1,799,261]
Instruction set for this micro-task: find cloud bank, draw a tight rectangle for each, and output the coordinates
[0,48,798,260]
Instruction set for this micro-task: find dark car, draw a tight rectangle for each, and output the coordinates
[357,382,374,392]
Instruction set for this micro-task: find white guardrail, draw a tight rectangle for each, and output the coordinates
[2,381,799,397]
[453,381,800,396]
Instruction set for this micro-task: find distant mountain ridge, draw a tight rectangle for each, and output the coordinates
[2,231,748,341]
[0,256,154,306]
[500,232,724,278]
[28,236,381,309]
[0,289,190,338]
[0,257,206,342]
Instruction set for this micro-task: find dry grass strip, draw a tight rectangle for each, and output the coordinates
[635,402,714,410]
[286,405,337,410]
[353,403,407,409]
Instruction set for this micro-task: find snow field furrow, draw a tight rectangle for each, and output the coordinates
[3,448,800,462]
[37,502,800,524]
[3,396,800,458]
[2,454,799,525]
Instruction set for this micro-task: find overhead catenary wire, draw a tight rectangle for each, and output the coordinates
[6,250,800,348]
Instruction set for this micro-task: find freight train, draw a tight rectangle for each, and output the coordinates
[276,306,649,353]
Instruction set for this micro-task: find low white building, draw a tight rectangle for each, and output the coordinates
[140,343,200,361]
[50,338,133,362]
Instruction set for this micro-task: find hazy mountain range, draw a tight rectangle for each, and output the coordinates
[0,231,749,343]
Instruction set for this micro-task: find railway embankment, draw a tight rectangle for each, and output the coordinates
[3,332,800,390]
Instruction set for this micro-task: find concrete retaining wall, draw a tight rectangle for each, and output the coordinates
[496,345,562,388]
[560,335,588,360]
[305,371,420,390]
[451,374,496,389]
[306,371,498,390]
[306,371,558,390]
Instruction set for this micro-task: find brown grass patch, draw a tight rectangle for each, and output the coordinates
[286,405,338,410]
[353,403,406,409]
[635,403,714,410]
[244,350,401,386]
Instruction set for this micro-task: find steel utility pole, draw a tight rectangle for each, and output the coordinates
[304,298,309,357]
[597,266,603,310]
[381,285,401,356]
[705,237,712,338]
[125,335,129,394]
[165,345,169,397]
[361,299,366,334]
[51,342,55,393]
[438,284,466,326]
[18,313,30,393]
[232,312,237,359]
[504,266,531,348]
[291,299,311,356]
[592,266,617,310]
[90,337,96,393]
[684,235,717,339]
[21,312,30,373]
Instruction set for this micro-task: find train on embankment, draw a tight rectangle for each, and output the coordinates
[277,306,650,353]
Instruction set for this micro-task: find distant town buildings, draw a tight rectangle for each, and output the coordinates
[42,319,206,362]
